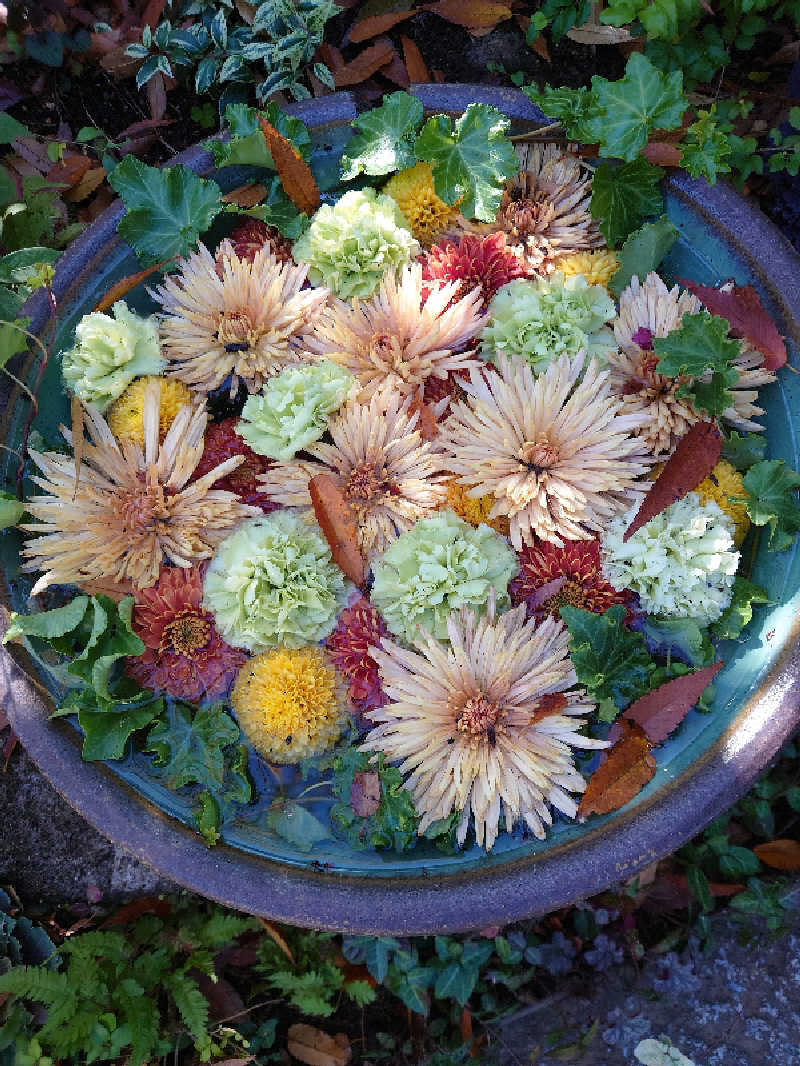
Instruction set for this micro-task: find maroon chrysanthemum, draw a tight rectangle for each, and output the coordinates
[509,538,633,623]
[325,596,390,713]
[191,418,278,511]
[125,565,247,702]
[226,218,294,264]
[421,231,528,310]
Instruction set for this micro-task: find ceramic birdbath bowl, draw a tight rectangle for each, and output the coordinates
[2,86,800,935]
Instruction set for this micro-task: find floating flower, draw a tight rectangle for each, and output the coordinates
[383,161,461,246]
[695,459,750,546]
[292,188,420,300]
[443,478,510,536]
[601,492,739,623]
[361,596,606,849]
[225,217,293,264]
[326,596,389,711]
[151,241,328,395]
[202,511,352,652]
[494,143,603,274]
[302,262,484,401]
[442,354,651,550]
[231,646,348,763]
[236,361,355,462]
[125,565,246,702]
[370,510,518,643]
[480,273,617,372]
[259,385,449,562]
[191,417,277,511]
[107,375,195,446]
[421,231,527,309]
[510,538,633,621]
[61,301,164,411]
[558,249,620,287]
[21,383,259,595]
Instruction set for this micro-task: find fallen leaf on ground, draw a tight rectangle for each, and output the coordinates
[350,10,415,42]
[423,0,512,30]
[2,730,17,772]
[351,770,381,816]
[258,116,320,216]
[309,473,365,587]
[382,54,411,88]
[641,141,683,166]
[63,166,107,203]
[623,661,723,744]
[142,0,169,28]
[624,421,722,541]
[258,916,296,965]
[334,40,395,87]
[94,258,175,313]
[46,153,92,189]
[102,896,173,926]
[680,278,787,371]
[287,1024,352,1066]
[578,720,656,818]
[753,839,800,870]
[567,23,632,43]
[221,183,268,208]
[401,35,430,82]
[146,71,167,122]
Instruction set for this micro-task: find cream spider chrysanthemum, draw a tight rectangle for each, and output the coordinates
[259,385,449,562]
[300,262,485,401]
[493,144,604,274]
[441,353,651,550]
[150,241,329,395]
[361,596,606,850]
[21,383,260,594]
[608,272,776,457]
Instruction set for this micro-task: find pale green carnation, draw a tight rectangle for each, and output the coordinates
[481,272,617,373]
[601,492,739,624]
[203,511,352,652]
[370,510,518,643]
[292,188,420,300]
[61,300,164,411]
[236,361,355,462]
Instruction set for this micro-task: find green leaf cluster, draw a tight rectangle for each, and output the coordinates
[735,459,800,551]
[652,311,742,417]
[680,109,732,182]
[209,101,312,169]
[600,0,702,39]
[330,749,419,852]
[608,216,677,296]
[711,577,770,641]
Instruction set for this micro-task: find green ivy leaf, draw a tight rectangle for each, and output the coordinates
[109,157,222,265]
[639,615,715,667]
[265,798,333,853]
[734,459,800,551]
[585,53,687,161]
[561,604,656,721]
[721,430,766,471]
[590,158,664,247]
[600,0,701,40]
[239,174,308,239]
[653,311,741,417]
[522,84,597,144]
[414,103,519,221]
[0,490,25,530]
[78,695,164,762]
[680,109,732,183]
[608,214,678,297]
[340,91,424,180]
[209,102,312,169]
[146,701,240,791]
[3,595,90,644]
[67,596,145,703]
[330,749,419,851]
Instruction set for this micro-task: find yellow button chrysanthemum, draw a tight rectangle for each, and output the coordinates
[557,250,620,288]
[231,646,348,763]
[695,459,750,546]
[107,375,194,446]
[444,478,510,537]
[383,162,460,246]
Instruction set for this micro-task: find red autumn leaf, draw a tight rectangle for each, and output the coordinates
[401,35,430,82]
[350,770,381,816]
[578,720,656,819]
[641,141,683,166]
[350,10,415,43]
[221,183,269,208]
[258,117,320,217]
[623,661,723,744]
[624,421,722,541]
[424,0,512,30]
[753,839,800,870]
[46,153,92,189]
[309,473,365,588]
[333,39,395,87]
[102,896,173,927]
[94,258,175,313]
[680,278,787,371]
[63,166,107,204]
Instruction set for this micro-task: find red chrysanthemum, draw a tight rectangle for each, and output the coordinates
[510,538,633,622]
[192,418,278,511]
[421,232,528,310]
[226,218,294,264]
[125,565,247,702]
[325,596,389,713]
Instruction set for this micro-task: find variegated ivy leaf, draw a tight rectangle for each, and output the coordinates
[340,91,424,181]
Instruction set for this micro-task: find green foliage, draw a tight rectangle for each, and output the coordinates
[680,109,732,182]
[265,796,333,852]
[711,577,770,640]
[722,430,767,471]
[652,311,741,417]
[537,0,592,40]
[108,157,223,265]
[590,158,664,247]
[209,102,312,169]
[639,615,715,668]
[330,749,419,852]
[735,460,800,551]
[560,604,656,721]
[600,0,702,39]
[340,91,425,180]
[608,215,678,297]
[645,25,729,90]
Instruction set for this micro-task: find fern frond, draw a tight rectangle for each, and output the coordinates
[166,973,209,1041]
[124,993,161,1066]
[39,1005,96,1059]
[60,931,128,964]
[184,913,256,950]
[0,966,70,1005]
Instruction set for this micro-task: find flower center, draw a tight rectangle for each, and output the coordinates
[120,473,169,536]
[541,578,589,618]
[631,326,654,350]
[369,332,409,375]
[456,694,503,741]
[217,309,260,349]
[163,611,211,655]
[345,462,387,502]
[518,436,559,472]
[500,194,553,240]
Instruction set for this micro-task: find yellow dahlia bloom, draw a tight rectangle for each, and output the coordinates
[443,478,510,536]
[383,162,461,246]
[361,596,606,850]
[558,249,620,287]
[695,459,750,546]
[151,241,329,395]
[231,646,348,763]
[21,382,259,594]
[107,375,195,446]
[442,353,651,550]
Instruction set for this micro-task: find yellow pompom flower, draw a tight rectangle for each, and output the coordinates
[231,646,348,763]
[107,375,195,445]
[695,459,750,546]
[444,478,510,537]
[383,162,460,246]
[557,250,620,287]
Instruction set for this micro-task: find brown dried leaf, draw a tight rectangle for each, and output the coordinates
[333,39,395,87]
[408,394,438,441]
[146,70,167,122]
[680,278,787,371]
[100,44,140,79]
[753,839,800,870]
[423,0,512,29]
[235,0,258,24]
[258,116,320,216]
[623,661,723,744]
[401,35,430,82]
[767,39,800,64]
[102,896,173,926]
[350,10,415,42]
[567,22,632,42]
[94,258,175,313]
[530,692,568,725]
[351,770,381,817]
[308,473,365,587]
[319,42,344,72]
[578,720,656,819]
[287,1024,352,1066]
[46,153,92,189]
[78,576,135,602]
[257,917,296,966]
[142,0,169,28]
[382,54,411,88]
[70,395,84,496]
[641,140,683,166]
[63,165,107,203]
[220,183,268,208]
[624,421,722,541]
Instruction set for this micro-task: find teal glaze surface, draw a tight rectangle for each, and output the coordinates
[2,165,798,879]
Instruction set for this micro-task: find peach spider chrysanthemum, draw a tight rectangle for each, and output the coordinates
[21,382,260,595]
[441,353,652,550]
[361,595,607,850]
[258,384,449,562]
[300,261,485,402]
[150,241,328,395]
